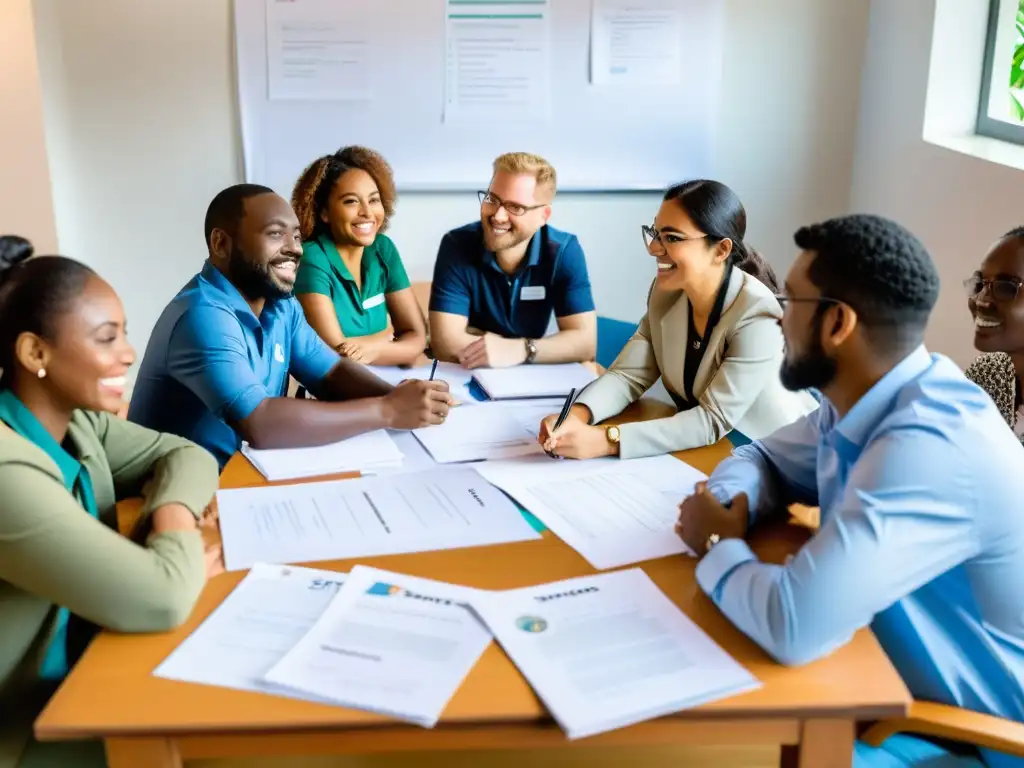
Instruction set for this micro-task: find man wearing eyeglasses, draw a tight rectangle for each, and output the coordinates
[428,152,597,369]
[676,214,1024,768]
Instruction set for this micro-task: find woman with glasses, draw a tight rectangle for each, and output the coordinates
[539,179,818,460]
[965,227,1024,440]
[291,146,427,366]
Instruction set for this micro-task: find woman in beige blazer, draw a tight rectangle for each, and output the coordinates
[540,180,818,460]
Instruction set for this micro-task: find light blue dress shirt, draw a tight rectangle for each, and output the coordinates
[696,346,1024,768]
[128,261,340,467]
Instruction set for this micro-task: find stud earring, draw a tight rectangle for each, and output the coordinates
[37,368,46,379]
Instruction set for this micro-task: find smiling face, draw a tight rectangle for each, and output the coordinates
[16,275,136,414]
[322,168,385,248]
[216,192,303,300]
[968,235,1024,354]
[480,170,551,252]
[646,199,729,292]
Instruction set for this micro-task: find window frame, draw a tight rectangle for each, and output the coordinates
[977,0,1024,144]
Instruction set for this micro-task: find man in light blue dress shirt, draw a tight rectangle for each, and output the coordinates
[676,214,1024,768]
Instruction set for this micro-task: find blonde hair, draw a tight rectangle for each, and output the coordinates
[492,152,557,196]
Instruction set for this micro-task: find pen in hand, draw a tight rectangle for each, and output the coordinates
[428,358,438,381]
[545,387,577,459]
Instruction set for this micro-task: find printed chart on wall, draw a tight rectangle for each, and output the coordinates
[235,0,724,191]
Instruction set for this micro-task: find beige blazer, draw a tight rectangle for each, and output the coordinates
[576,268,819,459]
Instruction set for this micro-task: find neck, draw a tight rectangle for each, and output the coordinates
[9,381,73,444]
[495,240,531,276]
[211,262,265,317]
[685,264,727,319]
[333,240,365,263]
[821,353,901,419]
[246,296,266,317]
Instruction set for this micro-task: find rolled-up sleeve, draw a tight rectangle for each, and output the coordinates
[166,305,270,424]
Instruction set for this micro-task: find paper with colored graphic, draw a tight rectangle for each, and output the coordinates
[468,568,760,739]
[154,563,347,702]
[217,467,541,571]
[263,566,492,726]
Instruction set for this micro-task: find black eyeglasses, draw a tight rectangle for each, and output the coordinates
[963,273,1023,302]
[641,224,709,250]
[478,190,546,217]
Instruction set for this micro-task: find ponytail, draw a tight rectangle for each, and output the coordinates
[730,240,779,293]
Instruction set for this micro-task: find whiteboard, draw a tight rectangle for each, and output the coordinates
[234,0,724,193]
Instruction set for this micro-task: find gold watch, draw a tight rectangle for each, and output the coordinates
[605,425,621,444]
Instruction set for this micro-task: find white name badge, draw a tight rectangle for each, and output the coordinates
[274,343,285,363]
[362,293,385,310]
[521,285,546,301]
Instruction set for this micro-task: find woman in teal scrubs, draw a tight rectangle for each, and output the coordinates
[292,146,427,366]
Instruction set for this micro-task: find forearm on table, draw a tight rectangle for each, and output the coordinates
[238,396,392,450]
[369,329,427,366]
[309,360,394,400]
[533,328,595,364]
[706,445,786,527]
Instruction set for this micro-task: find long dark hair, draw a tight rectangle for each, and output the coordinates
[0,235,96,387]
[663,179,779,292]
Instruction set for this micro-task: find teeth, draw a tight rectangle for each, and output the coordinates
[100,377,126,388]
[976,317,1002,328]
[657,262,675,271]
[274,261,297,273]
[353,223,374,231]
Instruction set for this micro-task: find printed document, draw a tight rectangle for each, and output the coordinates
[471,363,597,400]
[470,568,760,739]
[590,0,684,86]
[413,403,542,464]
[241,429,404,481]
[154,563,346,702]
[217,468,541,571]
[475,454,706,569]
[265,566,492,726]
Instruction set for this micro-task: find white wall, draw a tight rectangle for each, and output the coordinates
[850,0,1024,367]
[25,0,870,388]
[0,0,57,252]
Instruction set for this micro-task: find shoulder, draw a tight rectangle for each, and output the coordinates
[543,224,581,253]
[373,234,403,262]
[0,423,62,482]
[728,270,782,323]
[299,237,332,268]
[436,223,481,268]
[965,351,1014,390]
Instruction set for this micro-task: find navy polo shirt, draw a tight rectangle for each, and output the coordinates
[128,261,340,467]
[428,222,595,339]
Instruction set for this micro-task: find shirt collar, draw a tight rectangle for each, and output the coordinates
[200,260,284,328]
[833,344,933,449]
[481,226,544,275]
[0,388,82,491]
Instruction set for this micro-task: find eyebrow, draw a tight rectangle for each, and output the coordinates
[657,225,685,234]
[91,321,120,333]
[263,218,297,230]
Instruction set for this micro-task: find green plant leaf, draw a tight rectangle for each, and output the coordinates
[1011,92,1024,121]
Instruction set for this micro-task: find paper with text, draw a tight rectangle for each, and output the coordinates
[218,468,541,571]
[470,568,759,739]
[475,454,706,569]
[590,0,684,86]
[154,563,346,702]
[265,565,492,726]
[241,430,404,482]
[366,361,477,404]
[413,402,542,464]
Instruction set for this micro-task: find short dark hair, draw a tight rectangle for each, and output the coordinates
[203,183,275,247]
[663,179,779,292]
[1004,225,1024,239]
[0,236,96,387]
[794,214,939,352]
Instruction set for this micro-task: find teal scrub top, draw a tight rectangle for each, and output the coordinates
[294,232,411,338]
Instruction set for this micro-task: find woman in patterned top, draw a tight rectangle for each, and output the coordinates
[965,226,1024,440]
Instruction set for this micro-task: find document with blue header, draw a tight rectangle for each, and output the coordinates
[263,566,492,727]
[469,568,760,739]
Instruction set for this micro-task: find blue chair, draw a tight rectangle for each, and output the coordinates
[596,316,638,369]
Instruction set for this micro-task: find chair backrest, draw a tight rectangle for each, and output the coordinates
[596,316,638,368]
[411,281,431,324]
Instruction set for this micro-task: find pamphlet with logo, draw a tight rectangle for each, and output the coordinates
[468,568,760,739]
[263,566,493,727]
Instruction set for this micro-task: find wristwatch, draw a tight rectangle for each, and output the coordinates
[605,425,621,444]
[705,532,721,554]
[524,338,538,364]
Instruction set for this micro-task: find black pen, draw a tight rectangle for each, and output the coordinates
[428,358,438,381]
[546,387,577,458]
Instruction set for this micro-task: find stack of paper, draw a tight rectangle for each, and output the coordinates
[154,563,347,701]
[475,454,707,569]
[241,430,405,481]
[217,468,542,571]
[265,566,492,726]
[412,402,542,464]
[366,361,478,404]
[470,569,760,739]
[471,363,597,400]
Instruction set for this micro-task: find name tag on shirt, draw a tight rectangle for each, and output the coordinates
[362,293,385,310]
[521,285,546,301]
[274,343,285,363]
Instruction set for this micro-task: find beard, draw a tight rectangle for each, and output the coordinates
[226,245,294,301]
[780,313,837,392]
[482,218,531,252]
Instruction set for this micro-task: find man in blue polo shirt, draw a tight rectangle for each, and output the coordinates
[128,184,451,467]
[429,152,597,369]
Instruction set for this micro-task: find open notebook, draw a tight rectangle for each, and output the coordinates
[240,430,404,481]
[471,363,597,400]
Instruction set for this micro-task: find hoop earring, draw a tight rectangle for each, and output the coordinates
[37,368,46,379]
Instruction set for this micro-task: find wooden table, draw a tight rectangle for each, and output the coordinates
[35,402,910,768]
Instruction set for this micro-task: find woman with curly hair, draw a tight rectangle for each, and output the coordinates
[292,146,427,366]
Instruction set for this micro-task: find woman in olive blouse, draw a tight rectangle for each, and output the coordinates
[0,237,219,765]
[291,146,428,366]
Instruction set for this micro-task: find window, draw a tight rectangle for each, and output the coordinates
[978,0,1024,143]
